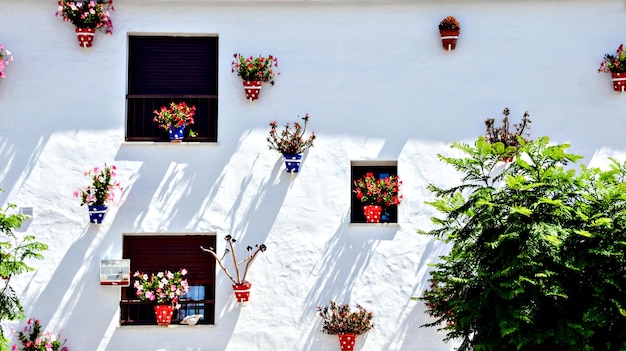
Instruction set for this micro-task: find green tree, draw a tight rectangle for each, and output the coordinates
[0,198,47,350]
[419,137,626,350]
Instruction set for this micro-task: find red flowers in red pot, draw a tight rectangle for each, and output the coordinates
[353,173,402,223]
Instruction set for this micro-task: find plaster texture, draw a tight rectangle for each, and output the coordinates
[0,0,625,350]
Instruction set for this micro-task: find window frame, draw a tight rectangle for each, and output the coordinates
[125,34,219,143]
[350,161,400,224]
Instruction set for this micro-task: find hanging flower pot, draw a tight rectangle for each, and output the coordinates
[268,114,315,174]
[337,333,357,351]
[439,29,460,51]
[57,1,114,48]
[243,81,263,101]
[88,205,108,224]
[168,124,185,142]
[611,72,626,92]
[233,281,252,303]
[438,16,461,51]
[598,44,626,92]
[232,54,279,101]
[283,154,303,173]
[154,305,175,326]
[362,205,382,223]
[75,27,96,48]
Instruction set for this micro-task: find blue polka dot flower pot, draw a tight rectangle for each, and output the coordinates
[283,154,302,173]
[168,124,185,142]
[88,205,108,224]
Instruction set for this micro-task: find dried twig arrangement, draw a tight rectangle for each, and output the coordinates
[200,235,267,285]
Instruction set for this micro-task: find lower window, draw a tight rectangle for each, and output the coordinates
[120,233,216,325]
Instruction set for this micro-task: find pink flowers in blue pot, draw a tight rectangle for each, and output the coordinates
[73,163,122,223]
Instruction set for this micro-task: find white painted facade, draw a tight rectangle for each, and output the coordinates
[1,0,625,350]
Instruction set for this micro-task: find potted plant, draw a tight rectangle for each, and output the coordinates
[267,114,316,173]
[13,318,69,351]
[438,15,460,51]
[55,0,114,48]
[484,107,531,162]
[353,173,402,223]
[0,44,13,79]
[132,269,190,326]
[598,44,626,92]
[153,101,197,142]
[201,235,267,304]
[231,53,279,101]
[73,163,122,224]
[317,301,374,351]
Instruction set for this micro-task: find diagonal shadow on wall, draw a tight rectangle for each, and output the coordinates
[296,213,399,351]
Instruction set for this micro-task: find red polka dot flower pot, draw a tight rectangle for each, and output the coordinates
[598,44,626,93]
[232,53,279,101]
[317,301,374,350]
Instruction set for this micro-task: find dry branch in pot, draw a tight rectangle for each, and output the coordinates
[200,235,267,285]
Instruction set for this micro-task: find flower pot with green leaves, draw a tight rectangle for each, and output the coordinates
[0,44,14,79]
[598,44,626,92]
[484,107,532,162]
[14,318,70,351]
[133,269,190,326]
[153,101,197,142]
[353,173,402,223]
[73,164,122,223]
[438,16,460,51]
[317,301,374,351]
[201,235,266,304]
[267,114,316,173]
[231,53,279,101]
[55,0,114,47]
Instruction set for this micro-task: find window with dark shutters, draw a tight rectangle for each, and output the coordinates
[126,35,219,142]
[120,234,216,325]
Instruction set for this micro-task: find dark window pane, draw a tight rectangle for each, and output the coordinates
[126,35,218,142]
[351,165,399,223]
[121,235,216,325]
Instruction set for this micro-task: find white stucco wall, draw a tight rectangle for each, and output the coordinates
[1,0,625,350]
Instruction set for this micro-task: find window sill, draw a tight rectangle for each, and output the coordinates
[118,323,216,329]
[122,141,219,146]
[348,222,400,227]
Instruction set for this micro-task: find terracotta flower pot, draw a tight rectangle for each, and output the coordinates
[363,205,382,223]
[75,27,96,48]
[337,333,357,351]
[233,281,252,303]
[439,29,460,51]
[154,305,174,326]
[243,81,262,101]
[611,72,626,92]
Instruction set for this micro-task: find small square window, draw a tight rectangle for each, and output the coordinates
[351,161,399,224]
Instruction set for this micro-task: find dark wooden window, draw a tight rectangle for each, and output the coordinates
[126,35,218,142]
[121,234,216,325]
[351,163,399,223]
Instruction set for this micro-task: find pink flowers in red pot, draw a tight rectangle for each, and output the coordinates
[55,0,114,47]
[598,44,626,92]
[232,53,279,100]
